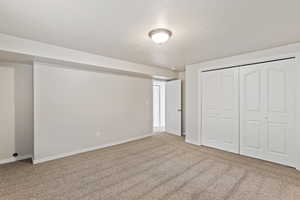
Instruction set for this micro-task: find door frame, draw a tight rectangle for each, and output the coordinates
[152,80,166,131]
[198,52,300,170]
[153,84,161,128]
[201,68,240,154]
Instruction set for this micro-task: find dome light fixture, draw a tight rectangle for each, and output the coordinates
[149,28,172,44]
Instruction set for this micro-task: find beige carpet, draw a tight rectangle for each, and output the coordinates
[1,133,300,200]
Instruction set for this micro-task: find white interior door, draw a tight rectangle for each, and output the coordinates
[240,59,297,167]
[166,80,181,136]
[202,68,239,153]
[240,65,265,158]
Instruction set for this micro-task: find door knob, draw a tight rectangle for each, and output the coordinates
[177,109,182,112]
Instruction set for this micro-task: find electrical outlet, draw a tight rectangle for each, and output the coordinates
[96,131,101,137]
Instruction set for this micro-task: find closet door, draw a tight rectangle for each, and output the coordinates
[240,59,296,167]
[202,68,239,153]
[240,65,265,158]
[264,60,296,166]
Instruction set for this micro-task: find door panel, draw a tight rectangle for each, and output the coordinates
[219,70,239,150]
[245,71,261,111]
[222,74,235,110]
[264,60,296,166]
[240,66,265,157]
[202,71,220,145]
[240,59,296,167]
[245,120,262,150]
[206,117,218,141]
[219,118,234,144]
[165,80,181,136]
[202,68,239,153]
[267,122,287,154]
[267,69,286,112]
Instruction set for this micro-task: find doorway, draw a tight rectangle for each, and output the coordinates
[153,80,165,132]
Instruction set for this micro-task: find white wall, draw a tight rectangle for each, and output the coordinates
[185,69,199,144]
[14,65,34,157]
[34,62,153,163]
[0,63,33,163]
[0,66,15,161]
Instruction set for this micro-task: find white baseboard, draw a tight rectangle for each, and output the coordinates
[0,154,32,165]
[153,127,165,133]
[185,139,200,146]
[165,128,181,136]
[33,133,154,164]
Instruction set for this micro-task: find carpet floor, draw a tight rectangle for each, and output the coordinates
[1,133,300,200]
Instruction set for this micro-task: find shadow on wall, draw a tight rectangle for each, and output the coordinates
[0,63,33,162]
[14,64,33,158]
[178,72,185,135]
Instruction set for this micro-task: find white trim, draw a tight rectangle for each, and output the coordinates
[295,53,300,171]
[165,128,181,137]
[33,133,154,164]
[33,62,38,162]
[0,62,32,67]
[0,155,32,165]
[198,71,203,146]
[198,53,296,72]
[153,127,165,133]
[153,84,162,128]
[185,139,200,146]
[153,80,166,129]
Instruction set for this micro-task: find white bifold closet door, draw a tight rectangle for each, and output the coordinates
[240,59,297,167]
[202,68,239,153]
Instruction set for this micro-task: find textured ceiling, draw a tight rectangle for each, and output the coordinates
[1,0,300,71]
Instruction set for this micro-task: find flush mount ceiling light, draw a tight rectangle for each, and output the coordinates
[149,28,172,44]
